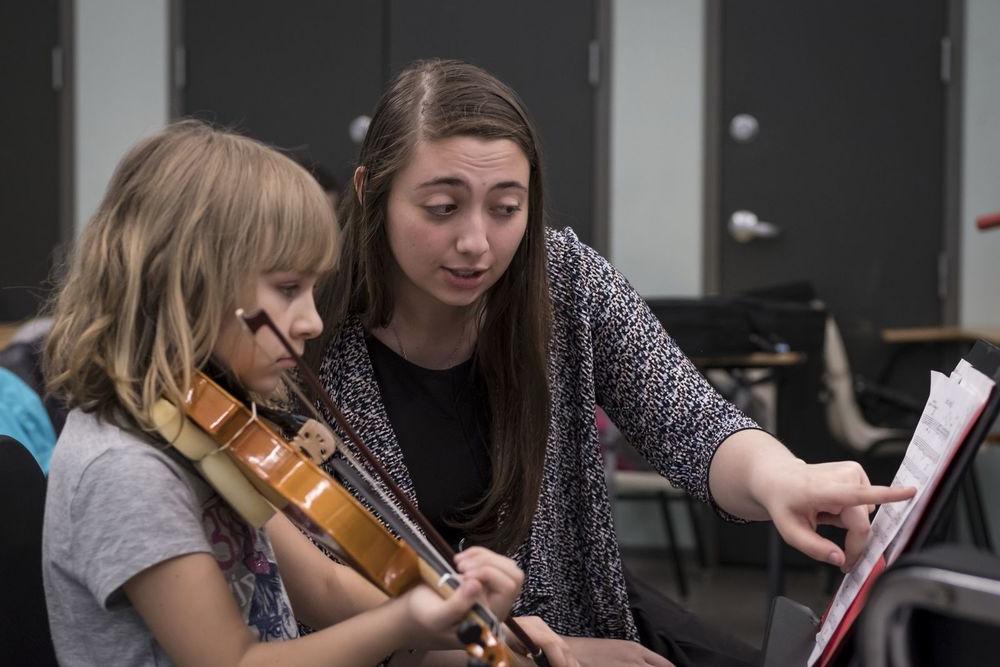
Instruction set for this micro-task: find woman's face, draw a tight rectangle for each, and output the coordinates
[378,136,530,315]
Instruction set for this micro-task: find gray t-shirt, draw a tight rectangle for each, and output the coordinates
[42,409,298,665]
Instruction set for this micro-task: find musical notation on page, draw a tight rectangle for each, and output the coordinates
[807,360,995,666]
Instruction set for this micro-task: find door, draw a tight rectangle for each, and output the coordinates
[718,0,948,378]
[386,0,598,245]
[0,0,63,321]
[180,0,599,247]
[181,1,385,186]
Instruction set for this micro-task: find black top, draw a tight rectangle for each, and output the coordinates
[319,228,758,640]
[365,335,492,550]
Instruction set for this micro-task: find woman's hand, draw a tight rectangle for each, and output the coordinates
[453,546,524,620]
[710,429,916,571]
[561,637,674,667]
[753,458,915,571]
[504,616,579,667]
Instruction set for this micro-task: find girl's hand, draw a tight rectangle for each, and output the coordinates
[402,578,485,636]
[453,546,524,619]
[754,458,915,571]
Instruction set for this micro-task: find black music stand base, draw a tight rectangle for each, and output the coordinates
[760,596,818,667]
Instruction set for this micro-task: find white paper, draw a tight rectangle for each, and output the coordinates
[807,360,994,665]
[883,360,994,563]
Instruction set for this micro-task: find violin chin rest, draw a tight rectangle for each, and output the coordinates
[151,399,277,529]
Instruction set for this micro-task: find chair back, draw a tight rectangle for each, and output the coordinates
[822,318,905,453]
[0,436,58,665]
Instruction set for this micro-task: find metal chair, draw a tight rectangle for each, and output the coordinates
[861,545,1000,667]
[822,316,911,460]
[0,435,58,664]
[602,416,704,599]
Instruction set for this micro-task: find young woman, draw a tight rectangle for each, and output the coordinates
[41,121,542,667]
[310,60,915,667]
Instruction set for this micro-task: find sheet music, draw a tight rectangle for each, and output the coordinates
[883,360,994,562]
[808,360,995,666]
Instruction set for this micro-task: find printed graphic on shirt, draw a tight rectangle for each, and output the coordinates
[202,497,299,641]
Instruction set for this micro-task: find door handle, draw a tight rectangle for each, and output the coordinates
[728,210,780,243]
[349,115,371,144]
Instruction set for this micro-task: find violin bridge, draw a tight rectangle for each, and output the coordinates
[291,418,341,463]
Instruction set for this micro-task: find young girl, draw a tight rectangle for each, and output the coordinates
[310,60,915,667]
[41,121,535,667]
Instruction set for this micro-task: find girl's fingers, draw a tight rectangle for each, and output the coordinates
[455,547,524,584]
[436,579,482,626]
[461,566,520,599]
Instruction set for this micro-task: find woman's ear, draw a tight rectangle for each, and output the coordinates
[353,166,366,205]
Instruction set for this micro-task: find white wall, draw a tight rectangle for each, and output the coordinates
[962,0,1000,549]
[959,0,1000,327]
[75,0,169,233]
[609,0,704,298]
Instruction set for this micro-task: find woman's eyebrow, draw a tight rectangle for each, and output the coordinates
[417,176,467,189]
[415,177,527,193]
[492,181,528,193]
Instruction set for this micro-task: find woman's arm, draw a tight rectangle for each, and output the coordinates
[709,428,915,569]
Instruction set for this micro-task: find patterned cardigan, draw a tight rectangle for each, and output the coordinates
[316,227,757,641]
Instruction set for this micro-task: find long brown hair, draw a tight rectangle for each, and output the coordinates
[311,59,551,553]
[46,120,337,435]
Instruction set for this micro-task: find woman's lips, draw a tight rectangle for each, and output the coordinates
[443,267,487,289]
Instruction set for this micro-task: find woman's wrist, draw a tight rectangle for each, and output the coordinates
[748,453,808,519]
[710,429,801,520]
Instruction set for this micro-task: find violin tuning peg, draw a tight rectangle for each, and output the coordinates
[457,619,484,647]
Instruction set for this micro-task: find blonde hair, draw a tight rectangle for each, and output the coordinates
[46,120,337,433]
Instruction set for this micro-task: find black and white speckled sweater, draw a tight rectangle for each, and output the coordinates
[316,227,757,641]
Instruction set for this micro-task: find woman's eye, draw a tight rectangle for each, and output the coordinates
[277,284,300,298]
[425,203,457,217]
[493,204,522,217]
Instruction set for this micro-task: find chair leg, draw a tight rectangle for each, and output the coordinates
[658,493,688,598]
[685,495,707,569]
[962,469,993,551]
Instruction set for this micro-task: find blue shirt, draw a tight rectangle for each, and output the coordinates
[0,367,55,473]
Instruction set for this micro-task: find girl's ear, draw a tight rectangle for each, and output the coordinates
[353,166,366,205]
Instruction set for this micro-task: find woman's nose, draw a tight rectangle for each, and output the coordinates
[455,211,489,257]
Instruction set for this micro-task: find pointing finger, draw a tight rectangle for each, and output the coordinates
[816,483,916,509]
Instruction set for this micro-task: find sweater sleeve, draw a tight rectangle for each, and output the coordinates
[552,229,760,516]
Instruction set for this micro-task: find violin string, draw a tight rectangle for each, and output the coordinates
[229,312,455,577]
[281,375,456,577]
[236,311,511,645]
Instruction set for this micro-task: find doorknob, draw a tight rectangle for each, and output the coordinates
[728,210,780,243]
[348,115,371,144]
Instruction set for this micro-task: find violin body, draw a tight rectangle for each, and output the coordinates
[153,370,511,665]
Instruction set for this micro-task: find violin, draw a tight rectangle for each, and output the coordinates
[151,309,550,666]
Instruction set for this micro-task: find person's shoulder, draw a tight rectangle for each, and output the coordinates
[544,225,581,259]
[49,410,183,488]
[545,226,615,288]
[318,314,366,378]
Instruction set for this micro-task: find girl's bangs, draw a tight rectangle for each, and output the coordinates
[257,163,339,276]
